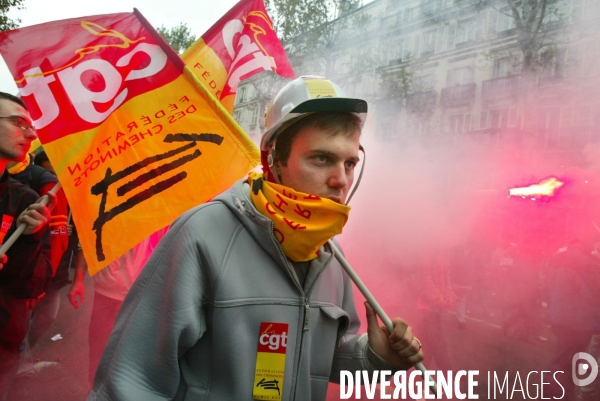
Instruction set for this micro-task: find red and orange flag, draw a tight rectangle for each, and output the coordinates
[0,10,260,275]
[182,0,295,113]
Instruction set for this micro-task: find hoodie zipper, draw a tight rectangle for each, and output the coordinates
[290,252,334,401]
[303,297,310,331]
[263,216,335,401]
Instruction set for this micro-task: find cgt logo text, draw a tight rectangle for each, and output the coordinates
[340,353,599,400]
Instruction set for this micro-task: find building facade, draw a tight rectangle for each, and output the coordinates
[232,0,600,247]
[235,0,600,154]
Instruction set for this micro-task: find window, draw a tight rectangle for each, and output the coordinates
[486,10,498,34]
[383,15,397,28]
[403,36,413,60]
[422,29,437,54]
[479,111,489,129]
[412,35,421,57]
[457,19,483,44]
[435,26,445,53]
[236,87,246,104]
[539,107,560,129]
[577,42,598,76]
[445,23,457,51]
[540,48,567,79]
[414,73,434,91]
[251,108,259,126]
[560,107,574,128]
[361,74,375,95]
[497,10,516,32]
[464,114,472,131]
[388,38,404,62]
[576,106,593,126]
[408,117,427,136]
[546,0,570,23]
[447,66,473,86]
[508,107,520,128]
[494,58,514,78]
[448,113,472,133]
[480,109,508,129]
[379,123,394,141]
[402,7,420,22]
[490,109,508,129]
[572,0,600,22]
[448,115,462,133]
[422,0,442,15]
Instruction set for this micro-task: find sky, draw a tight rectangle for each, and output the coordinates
[0,0,241,92]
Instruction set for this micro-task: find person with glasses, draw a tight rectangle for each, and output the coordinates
[0,91,55,401]
[8,149,70,354]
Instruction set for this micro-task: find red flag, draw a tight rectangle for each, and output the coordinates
[182,0,295,112]
[0,10,259,274]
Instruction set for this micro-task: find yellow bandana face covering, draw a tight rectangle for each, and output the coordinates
[7,154,31,175]
[248,172,350,262]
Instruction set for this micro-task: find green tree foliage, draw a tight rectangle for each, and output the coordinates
[157,22,196,55]
[0,0,25,32]
[264,0,365,75]
[473,0,569,74]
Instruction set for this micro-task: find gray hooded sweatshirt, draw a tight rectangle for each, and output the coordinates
[88,179,395,401]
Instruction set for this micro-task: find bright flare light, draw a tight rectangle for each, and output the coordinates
[509,177,564,198]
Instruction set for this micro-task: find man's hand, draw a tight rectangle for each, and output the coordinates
[17,192,56,235]
[68,280,85,309]
[365,302,424,369]
[0,253,6,270]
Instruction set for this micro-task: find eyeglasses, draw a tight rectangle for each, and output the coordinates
[0,115,36,133]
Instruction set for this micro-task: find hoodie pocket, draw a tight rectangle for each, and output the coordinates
[308,305,351,380]
[319,305,350,340]
[183,386,207,401]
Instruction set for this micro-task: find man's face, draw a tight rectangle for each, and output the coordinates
[276,126,360,204]
[0,99,36,162]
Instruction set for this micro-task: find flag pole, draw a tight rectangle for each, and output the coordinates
[0,182,61,256]
[327,239,438,397]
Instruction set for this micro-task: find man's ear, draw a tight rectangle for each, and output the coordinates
[271,157,284,184]
[271,154,281,172]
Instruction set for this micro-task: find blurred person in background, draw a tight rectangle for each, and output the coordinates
[7,150,69,354]
[546,239,600,401]
[500,242,542,343]
[0,91,55,400]
[417,241,456,372]
[449,245,475,330]
[68,228,167,387]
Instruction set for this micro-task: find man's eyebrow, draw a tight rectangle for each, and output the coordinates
[308,148,360,162]
[11,114,32,123]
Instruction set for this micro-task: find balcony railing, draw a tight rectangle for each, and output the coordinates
[482,74,522,100]
[440,83,476,106]
[538,74,563,87]
[406,90,437,110]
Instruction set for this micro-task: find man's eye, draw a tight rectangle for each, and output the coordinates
[314,155,328,163]
[345,161,357,169]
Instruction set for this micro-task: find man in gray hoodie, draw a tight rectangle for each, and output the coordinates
[89,76,424,401]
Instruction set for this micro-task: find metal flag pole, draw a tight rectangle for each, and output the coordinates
[328,239,438,397]
[0,182,61,256]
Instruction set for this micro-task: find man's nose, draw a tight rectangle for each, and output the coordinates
[24,128,37,140]
[328,163,348,189]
